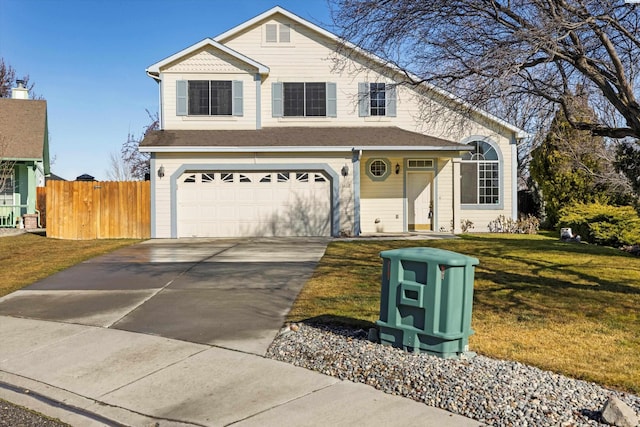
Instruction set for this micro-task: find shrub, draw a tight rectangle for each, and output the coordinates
[487,215,539,234]
[558,202,640,247]
[461,219,474,233]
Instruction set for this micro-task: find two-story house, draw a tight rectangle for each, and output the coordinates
[141,6,525,238]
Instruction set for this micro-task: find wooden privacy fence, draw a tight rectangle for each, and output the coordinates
[46,181,151,240]
[36,187,46,227]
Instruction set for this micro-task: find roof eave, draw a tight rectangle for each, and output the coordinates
[145,38,270,77]
[139,145,470,153]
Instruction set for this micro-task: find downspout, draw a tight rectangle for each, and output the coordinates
[146,71,163,129]
[352,149,362,236]
[255,73,261,129]
[512,135,522,221]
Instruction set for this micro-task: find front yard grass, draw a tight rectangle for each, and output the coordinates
[0,233,140,297]
[287,233,640,394]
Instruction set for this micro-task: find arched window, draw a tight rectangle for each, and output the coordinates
[461,140,500,205]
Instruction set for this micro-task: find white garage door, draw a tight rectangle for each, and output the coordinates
[177,171,331,237]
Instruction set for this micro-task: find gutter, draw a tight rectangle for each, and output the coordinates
[139,145,472,153]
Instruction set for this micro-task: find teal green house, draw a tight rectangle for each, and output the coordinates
[0,83,50,228]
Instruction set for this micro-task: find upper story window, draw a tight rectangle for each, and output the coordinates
[176,80,243,117]
[369,83,386,116]
[461,140,501,205]
[265,23,291,43]
[284,83,325,116]
[272,82,337,118]
[359,82,397,117]
[188,80,232,116]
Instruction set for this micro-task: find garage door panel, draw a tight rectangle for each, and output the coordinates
[178,171,331,238]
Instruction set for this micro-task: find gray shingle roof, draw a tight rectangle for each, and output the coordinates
[0,98,47,160]
[140,127,469,150]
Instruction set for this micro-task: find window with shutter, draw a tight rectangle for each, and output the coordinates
[177,80,242,117]
[277,82,335,117]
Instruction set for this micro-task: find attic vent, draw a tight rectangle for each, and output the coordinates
[265,24,277,43]
[279,24,290,42]
[265,23,291,43]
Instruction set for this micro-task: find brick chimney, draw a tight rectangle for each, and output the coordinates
[11,80,29,99]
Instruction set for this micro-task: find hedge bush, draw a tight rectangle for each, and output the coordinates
[558,202,640,247]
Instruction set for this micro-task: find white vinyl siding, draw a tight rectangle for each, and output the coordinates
[360,156,405,233]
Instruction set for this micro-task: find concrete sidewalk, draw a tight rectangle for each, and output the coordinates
[0,316,481,426]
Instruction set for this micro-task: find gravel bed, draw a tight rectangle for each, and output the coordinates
[0,399,69,427]
[266,323,640,426]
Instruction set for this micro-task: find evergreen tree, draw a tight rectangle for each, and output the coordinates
[530,94,610,227]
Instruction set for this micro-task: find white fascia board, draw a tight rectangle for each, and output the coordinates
[139,145,470,153]
[140,146,353,153]
[213,6,526,138]
[145,38,269,76]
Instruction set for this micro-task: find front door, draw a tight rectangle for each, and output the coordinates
[407,172,432,231]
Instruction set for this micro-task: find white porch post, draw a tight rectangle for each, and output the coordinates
[452,158,462,234]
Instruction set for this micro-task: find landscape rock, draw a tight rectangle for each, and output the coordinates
[267,323,640,426]
[601,396,639,427]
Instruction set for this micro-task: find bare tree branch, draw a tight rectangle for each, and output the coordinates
[331,0,640,140]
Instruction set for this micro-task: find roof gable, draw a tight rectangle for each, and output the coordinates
[146,38,269,77]
[214,6,336,44]
[212,6,525,138]
[0,98,47,160]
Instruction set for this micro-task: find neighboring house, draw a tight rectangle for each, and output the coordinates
[141,6,525,238]
[75,173,96,182]
[0,82,50,228]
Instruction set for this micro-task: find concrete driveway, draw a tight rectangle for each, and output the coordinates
[0,237,482,426]
[0,237,328,355]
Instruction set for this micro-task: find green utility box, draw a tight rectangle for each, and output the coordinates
[377,247,479,359]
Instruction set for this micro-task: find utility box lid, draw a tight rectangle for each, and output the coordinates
[380,247,479,266]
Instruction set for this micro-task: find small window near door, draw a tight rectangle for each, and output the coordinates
[408,159,434,169]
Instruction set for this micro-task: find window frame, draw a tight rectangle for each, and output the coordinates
[187,80,232,116]
[460,139,503,209]
[283,82,327,117]
[369,83,386,116]
[272,82,336,118]
[0,170,15,205]
[176,80,243,117]
[359,82,397,117]
[365,158,391,181]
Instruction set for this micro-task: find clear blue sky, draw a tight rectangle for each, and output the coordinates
[0,0,333,181]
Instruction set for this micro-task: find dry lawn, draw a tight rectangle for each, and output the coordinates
[0,233,140,297]
[287,233,640,394]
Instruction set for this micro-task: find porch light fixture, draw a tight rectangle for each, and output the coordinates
[395,163,400,174]
[158,165,165,178]
[341,165,349,177]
